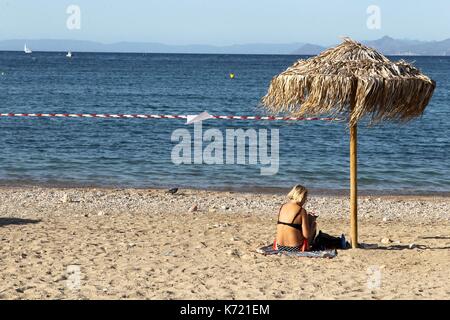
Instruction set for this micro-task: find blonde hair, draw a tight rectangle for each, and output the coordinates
[287,184,308,204]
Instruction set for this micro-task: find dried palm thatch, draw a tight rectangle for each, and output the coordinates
[262,38,436,126]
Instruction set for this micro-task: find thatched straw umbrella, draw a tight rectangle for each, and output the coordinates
[262,38,435,248]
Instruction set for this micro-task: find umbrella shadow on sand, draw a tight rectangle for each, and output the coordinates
[0,217,41,227]
[360,243,450,250]
[418,236,450,240]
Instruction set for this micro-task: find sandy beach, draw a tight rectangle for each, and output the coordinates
[0,186,449,300]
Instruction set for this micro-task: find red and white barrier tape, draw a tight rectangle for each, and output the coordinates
[0,113,341,121]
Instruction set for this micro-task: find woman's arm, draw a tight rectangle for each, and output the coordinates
[301,208,312,240]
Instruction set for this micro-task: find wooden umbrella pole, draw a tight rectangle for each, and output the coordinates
[350,121,358,248]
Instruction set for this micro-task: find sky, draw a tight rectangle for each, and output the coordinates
[0,0,449,45]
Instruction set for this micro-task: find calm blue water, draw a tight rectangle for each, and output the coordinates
[0,52,449,194]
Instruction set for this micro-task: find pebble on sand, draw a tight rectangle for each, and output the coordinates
[61,194,71,203]
[188,204,198,213]
[227,249,240,258]
[381,237,392,244]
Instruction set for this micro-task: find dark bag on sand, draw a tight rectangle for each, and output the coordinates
[311,231,349,250]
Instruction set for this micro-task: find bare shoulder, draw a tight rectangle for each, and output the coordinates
[283,202,301,212]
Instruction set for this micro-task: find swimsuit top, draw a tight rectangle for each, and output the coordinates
[277,204,302,231]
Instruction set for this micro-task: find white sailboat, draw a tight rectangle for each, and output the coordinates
[66,51,72,58]
[24,44,32,54]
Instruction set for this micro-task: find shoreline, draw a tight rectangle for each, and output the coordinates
[0,185,449,221]
[1,181,449,198]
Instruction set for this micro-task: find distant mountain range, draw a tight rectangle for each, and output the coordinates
[0,39,304,55]
[1,36,450,55]
[292,36,450,56]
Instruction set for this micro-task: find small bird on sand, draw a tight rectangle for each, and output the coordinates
[167,187,178,194]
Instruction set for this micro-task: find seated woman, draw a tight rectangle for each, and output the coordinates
[274,184,317,252]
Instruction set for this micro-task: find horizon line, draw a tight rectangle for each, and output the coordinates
[2,35,450,47]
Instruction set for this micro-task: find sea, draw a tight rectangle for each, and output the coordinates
[0,52,449,195]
